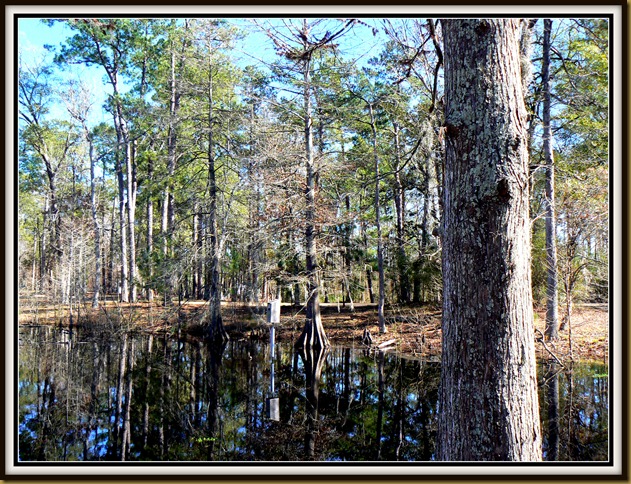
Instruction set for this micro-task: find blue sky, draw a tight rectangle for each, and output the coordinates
[17,16,388,127]
[17,17,387,74]
[18,18,114,125]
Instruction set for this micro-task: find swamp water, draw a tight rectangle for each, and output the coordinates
[18,325,608,462]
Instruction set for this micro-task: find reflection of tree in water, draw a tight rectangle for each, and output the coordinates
[543,363,561,461]
[141,335,153,449]
[17,327,608,462]
[300,346,329,460]
[204,340,228,460]
[539,362,608,461]
[375,351,384,460]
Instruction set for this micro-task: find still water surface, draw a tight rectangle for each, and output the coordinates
[18,325,608,462]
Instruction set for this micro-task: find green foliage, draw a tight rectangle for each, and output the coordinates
[17,17,608,313]
[529,19,609,307]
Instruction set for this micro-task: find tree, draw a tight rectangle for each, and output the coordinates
[63,80,103,308]
[200,20,228,342]
[377,20,446,305]
[438,18,542,461]
[348,86,388,334]
[542,18,559,341]
[51,19,143,302]
[262,19,357,349]
[18,57,76,293]
[549,19,609,329]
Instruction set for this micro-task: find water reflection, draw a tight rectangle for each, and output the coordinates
[266,326,279,421]
[18,326,608,462]
[544,363,562,461]
[300,345,328,459]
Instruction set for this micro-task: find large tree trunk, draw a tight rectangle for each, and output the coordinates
[296,44,329,350]
[438,18,542,461]
[543,18,559,339]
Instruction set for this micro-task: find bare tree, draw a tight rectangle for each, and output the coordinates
[18,56,77,295]
[64,81,102,308]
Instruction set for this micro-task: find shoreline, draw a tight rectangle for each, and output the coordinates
[17,298,609,364]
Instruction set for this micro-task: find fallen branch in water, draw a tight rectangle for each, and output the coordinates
[377,339,397,349]
[535,329,565,367]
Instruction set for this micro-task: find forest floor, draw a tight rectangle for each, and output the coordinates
[18,295,608,364]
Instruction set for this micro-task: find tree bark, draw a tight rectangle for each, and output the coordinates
[438,18,542,461]
[543,18,559,340]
